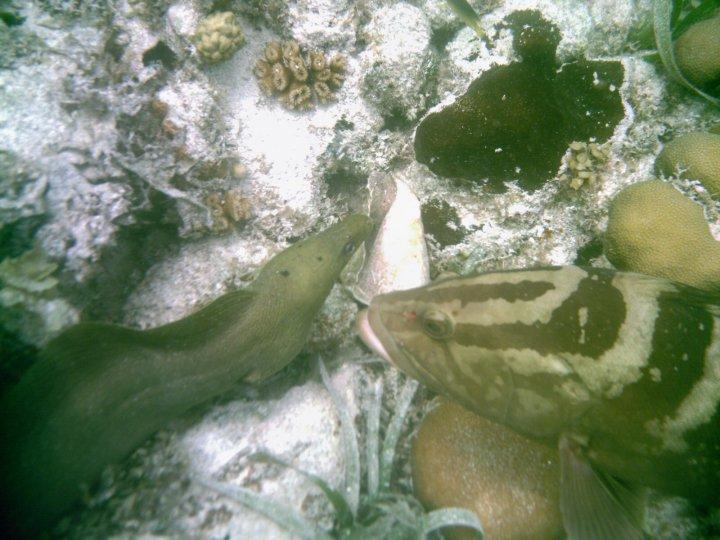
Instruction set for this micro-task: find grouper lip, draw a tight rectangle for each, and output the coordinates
[357,304,442,391]
[357,307,392,364]
[357,304,415,374]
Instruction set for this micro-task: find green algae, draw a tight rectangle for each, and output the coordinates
[421,199,466,247]
[414,10,624,190]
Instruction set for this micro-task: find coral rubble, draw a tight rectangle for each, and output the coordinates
[254,40,346,110]
[360,2,436,125]
[205,189,252,232]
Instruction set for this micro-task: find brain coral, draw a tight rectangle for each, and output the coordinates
[674,16,720,90]
[412,399,562,540]
[656,131,720,197]
[254,40,346,110]
[604,180,720,292]
[193,12,245,64]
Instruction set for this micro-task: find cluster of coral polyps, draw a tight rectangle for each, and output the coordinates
[193,11,245,63]
[560,140,610,190]
[205,189,252,232]
[254,40,346,110]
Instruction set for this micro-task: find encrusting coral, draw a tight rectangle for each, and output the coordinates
[656,131,720,197]
[193,11,245,64]
[254,40,346,110]
[604,179,720,292]
[560,141,610,190]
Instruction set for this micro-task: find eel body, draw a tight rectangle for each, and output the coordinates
[0,214,372,536]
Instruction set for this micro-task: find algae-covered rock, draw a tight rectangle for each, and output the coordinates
[656,132,720,196]
[604,180,720,292]
[412,399,562,540]
[674,16,720,90]
[193,11,245,64]
[414,10,624,190]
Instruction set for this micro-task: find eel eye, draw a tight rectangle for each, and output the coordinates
[421,309,454,340]
[342,240,356,255]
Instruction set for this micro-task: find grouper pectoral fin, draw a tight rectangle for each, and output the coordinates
[559,434,646,540]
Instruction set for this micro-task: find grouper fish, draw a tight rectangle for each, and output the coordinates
[0,214,372,537]
[357,265,720,539]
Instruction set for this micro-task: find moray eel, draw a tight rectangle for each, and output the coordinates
[0,214,372,536]
[358,266,720,539]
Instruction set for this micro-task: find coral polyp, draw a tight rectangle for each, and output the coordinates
[254,40,346,110]
[193,11,245,64]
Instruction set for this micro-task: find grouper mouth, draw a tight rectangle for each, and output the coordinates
[357,308,393,364]
[357,305,421,379]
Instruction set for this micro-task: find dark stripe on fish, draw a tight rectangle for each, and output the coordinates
[644,290,712,413]
[598,288,712,429]
[423,280,555,308]
[682,402,720,498]
[453,273,624,357]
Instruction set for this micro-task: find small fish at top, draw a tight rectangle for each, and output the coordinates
[445,0,486,39]
[357,265,720,539]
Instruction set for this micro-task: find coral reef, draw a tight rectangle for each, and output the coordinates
[674,16,720,91]
[235,0,288,32]
[412,399,562,540]
[604,180,720,292]
[0,151,47,255]
[414,10,624,190]
[193,11,245,64]
[2,0,718,536]
[560,141,611,190]
[254,40,346,110]
[656,132,720,197]
[205,189,252,232]
[360,2,437,125]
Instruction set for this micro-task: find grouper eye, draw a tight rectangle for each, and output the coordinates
[420,309,454,340]
[342,240,356,255]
